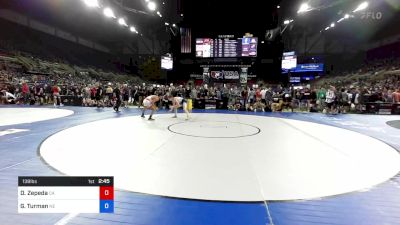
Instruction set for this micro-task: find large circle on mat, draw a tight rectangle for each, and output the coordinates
[40,113,400,201]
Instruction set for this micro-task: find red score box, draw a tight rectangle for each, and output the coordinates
[99,186,114,200]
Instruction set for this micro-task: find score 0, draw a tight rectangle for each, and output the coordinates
[99,185,113,213]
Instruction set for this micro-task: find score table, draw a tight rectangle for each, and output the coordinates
[18,176,114,213]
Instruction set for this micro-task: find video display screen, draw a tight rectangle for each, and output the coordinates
[196,37,258,58]
[161,56,173,70]
[282,51,297,70]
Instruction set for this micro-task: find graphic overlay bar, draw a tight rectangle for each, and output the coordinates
[18,176,114,213]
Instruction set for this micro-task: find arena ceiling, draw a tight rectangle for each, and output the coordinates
[1,0,398,54]
[0,0,284,44]
[179,0,281,34]
[280,0,400,43]
[0,0,179,47]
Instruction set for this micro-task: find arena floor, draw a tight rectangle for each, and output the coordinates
[1,106,400,225]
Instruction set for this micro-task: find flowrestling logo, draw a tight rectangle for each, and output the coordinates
[360,11,383,20]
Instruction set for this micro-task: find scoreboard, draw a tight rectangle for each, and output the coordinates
[18,176,114,213]
[196,37,258,58]
[211,38,238,58]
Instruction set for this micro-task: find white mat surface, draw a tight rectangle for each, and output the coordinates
[40,113,400,201]
[0,108,73,126]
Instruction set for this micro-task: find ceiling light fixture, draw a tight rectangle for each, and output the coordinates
[353,2,369,13]
[103,8,116,18]
[298,3,311,14]
[148,1,156,11]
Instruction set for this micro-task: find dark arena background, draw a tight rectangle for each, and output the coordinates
[1,0,400,225]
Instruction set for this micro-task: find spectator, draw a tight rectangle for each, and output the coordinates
[325,86,336,114]
[1,90,16,104]
[52,83,62,107]
[394,88,400,103]
[21,82,29,104]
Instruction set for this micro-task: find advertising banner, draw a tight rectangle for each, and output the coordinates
[209,70,240,81]
[291,63,324,72]
[203,67,210,84]
[240,68,248,84]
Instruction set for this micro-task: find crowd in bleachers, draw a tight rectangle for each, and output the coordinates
[0,19,122,72]
[1,46,400,114]
[306,57,400,113]
[1,11,400,113]
[2,64,400,114]
[0,51,143,107]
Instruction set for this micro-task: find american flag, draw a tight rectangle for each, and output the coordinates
[180,27,192,53]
